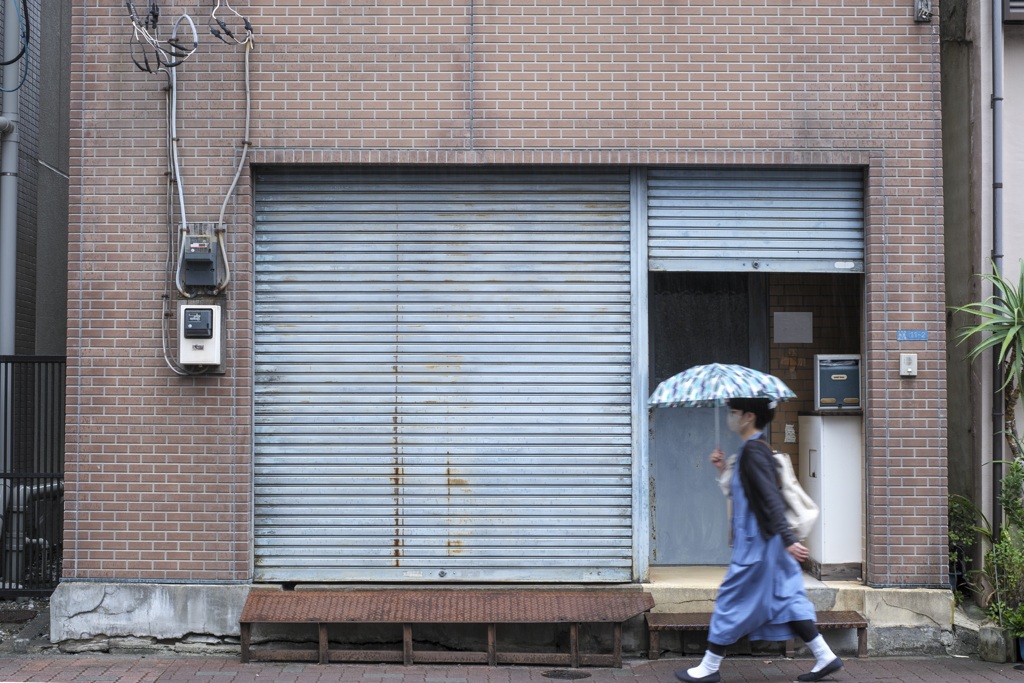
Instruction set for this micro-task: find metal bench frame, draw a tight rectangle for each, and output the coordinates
[240,589,654,668]
[645,610,868,660]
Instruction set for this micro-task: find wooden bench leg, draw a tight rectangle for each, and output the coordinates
[318,623,328,664]
[857,626,867,657]
[240,623,250,664]
[649,630,660,660]
[570,623,579,668]
[487,624,497,666]
[785,638,794,658]
[403,624,413,665]
[612,623,622,668]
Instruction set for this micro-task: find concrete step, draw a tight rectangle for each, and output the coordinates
[642,566,954,657]
[643,566,865,613]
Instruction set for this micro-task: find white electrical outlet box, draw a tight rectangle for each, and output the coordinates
[179,304,222,366]
[900,353,918,377]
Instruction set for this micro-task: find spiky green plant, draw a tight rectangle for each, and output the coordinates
[953,262,1024,459]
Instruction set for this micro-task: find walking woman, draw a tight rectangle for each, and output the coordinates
[675,397,843,683]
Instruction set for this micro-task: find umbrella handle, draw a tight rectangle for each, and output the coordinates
[715,405,721,448]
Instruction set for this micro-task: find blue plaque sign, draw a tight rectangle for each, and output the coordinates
[897,329,928,341]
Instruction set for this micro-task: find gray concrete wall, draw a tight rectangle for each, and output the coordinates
[941,0,982,506]
[51,582,955,658]
[50,582,249,643]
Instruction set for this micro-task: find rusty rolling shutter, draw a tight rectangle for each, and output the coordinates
[253,166,633,582]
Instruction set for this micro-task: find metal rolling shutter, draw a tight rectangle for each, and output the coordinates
[253,166,633,582]
[648,167,864,272]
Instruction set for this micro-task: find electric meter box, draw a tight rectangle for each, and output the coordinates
[179,304,222,366]
[183,234,218,287]
[814,354,861,410]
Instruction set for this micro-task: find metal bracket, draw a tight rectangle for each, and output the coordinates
[914,0,933,22]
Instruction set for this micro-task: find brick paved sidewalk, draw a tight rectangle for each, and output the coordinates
[0,654,1019,683]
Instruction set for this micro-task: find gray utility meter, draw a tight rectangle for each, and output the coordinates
[183,234,218,287]
[179,304,222,366]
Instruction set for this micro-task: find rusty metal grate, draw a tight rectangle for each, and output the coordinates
[239,588,654,667]
[240,589,654,625]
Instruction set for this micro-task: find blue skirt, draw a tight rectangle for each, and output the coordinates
[708,452,816,645]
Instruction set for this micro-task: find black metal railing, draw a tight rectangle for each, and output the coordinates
[0,356,65,596]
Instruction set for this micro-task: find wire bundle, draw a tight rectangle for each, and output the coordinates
[126,0,198,73]
[209,0,253,46]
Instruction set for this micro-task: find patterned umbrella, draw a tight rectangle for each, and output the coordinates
[648,363,796,408]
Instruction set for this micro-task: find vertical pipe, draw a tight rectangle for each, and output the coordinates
[992,0,1005,540]
[0,0,21,355]
[0,0,23,588]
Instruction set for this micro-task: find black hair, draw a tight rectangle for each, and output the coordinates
[727,397,775,430]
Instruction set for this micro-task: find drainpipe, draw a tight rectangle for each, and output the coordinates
[992,0,1005,540]
[0,0,21,356]
[0,0,22,587]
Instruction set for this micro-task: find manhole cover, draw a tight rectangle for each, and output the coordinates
[0,609,35,623]
[541,671,591,680]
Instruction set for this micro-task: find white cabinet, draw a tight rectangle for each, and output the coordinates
[798,414,863,580]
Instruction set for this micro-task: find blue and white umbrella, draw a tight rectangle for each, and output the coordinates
[648,363,796,408]
[648,363,796,441]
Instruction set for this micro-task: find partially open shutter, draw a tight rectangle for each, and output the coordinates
[253,166,633,582]
[648,167,864,273]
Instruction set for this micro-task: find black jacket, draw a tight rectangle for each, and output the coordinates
[737,439,798,548]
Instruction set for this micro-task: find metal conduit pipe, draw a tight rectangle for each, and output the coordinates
[0,0,25,591]
[0,0,22,356]
[992,0,1006,541]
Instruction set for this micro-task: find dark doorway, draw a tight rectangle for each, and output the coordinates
[648,272,767,565]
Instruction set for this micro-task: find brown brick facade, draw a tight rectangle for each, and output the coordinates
[67,2,945,587]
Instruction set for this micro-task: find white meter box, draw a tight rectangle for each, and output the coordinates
[179,304,222,366]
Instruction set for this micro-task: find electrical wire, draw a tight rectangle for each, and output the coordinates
[161,67,201,376]
[208,0,253,46]
[164,66,194,300]
[0,55,29,94]
[213,29,254,295]
[0,0,29,66]
[126,1,197,73]
[0,0,30,93]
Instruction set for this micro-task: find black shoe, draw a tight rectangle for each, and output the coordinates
[796,657,843,682]
[674,669,721,683]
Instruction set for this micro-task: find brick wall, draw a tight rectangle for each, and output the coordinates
[66,1,945,586]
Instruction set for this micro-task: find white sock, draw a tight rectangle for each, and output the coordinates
[687,650,724,678]
[806,635,836,671]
